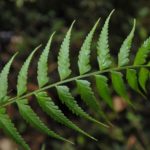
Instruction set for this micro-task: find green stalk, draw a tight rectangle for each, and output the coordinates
[1,64,149,108]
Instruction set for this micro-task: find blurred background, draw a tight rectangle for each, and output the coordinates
[0,0,150,150]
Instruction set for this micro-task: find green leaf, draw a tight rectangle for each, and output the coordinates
[76,79,109,127]
[35,92,96,141]
[97,10,114,70]
[134,37,150,65]
[58,21,75,80]
[17,99,71,144]
[118,19,136,67]
[78,19,100,75]
[0,110,30,150]
[76,80,100,110]
[0,53,17,100]
[95,75,113,109]
[56,85,106,127]
[17,45,41,96]
[37,32,55,87]
[138,68,149,92]
[111,71,130,104]
[126,69,146,98]
[126,69,139,91]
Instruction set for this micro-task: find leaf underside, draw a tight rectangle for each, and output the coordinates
[111,71,131,104]
[0,109,30,150]
[17,99,71,143]
[95,75,113,109]
[35,91,96,141]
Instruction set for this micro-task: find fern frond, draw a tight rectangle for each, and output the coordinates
[134,37,150,65]
[118,19,136,67]
[35,92,96,141]
[97,10,114,70]
[0,11,150,149]
[0,53,17,101]
[95,75,113,109]
[78,19,100,75]
[37,32,55,88]
[0,108,30,150]
[17,45,41,96]
[16,99,71,143]
[58,21,75,80]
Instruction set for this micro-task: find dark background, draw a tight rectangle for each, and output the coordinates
[0,0,150,150]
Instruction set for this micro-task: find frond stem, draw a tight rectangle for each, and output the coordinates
[1,64,149,108]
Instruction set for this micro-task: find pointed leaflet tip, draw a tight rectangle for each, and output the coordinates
[72,20,76,25]
[35,44,42,51]
[132,19,136,34]
[68,20,76,33]
[94,18,101,26]
[133,18,136,26]
[109,9,115,16]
